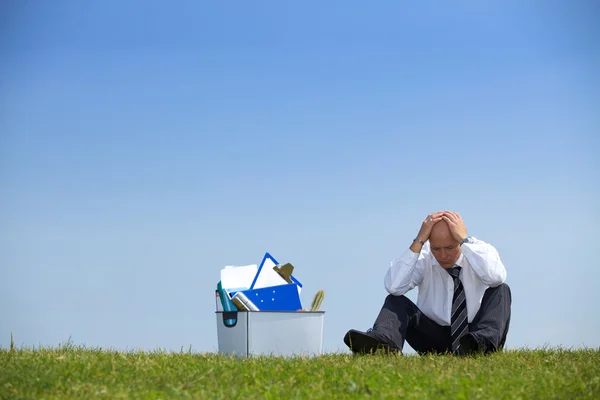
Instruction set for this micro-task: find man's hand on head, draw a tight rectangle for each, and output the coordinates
[410,212,444,252]
[441,211,468,243]
[416,211,444,243]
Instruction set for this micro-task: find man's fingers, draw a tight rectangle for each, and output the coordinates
[443,212,457,223]
[430,212,445,223]
[426,212,443,220]
[426,212,442,222]
[450,211,462,221]
[442,215,456,226]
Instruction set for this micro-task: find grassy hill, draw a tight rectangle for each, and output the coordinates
[1,346,598,399]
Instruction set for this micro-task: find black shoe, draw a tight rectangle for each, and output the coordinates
[457,333,481,356]
[343,329,399,354]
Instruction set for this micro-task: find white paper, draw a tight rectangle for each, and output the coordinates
[252,257,288,289]
[221,264,258,292]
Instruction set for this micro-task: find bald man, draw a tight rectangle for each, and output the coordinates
[343,211,512,355]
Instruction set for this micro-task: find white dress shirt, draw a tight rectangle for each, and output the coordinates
[384,237,507,327]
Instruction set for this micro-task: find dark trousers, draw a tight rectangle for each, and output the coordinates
[373,283,512,354]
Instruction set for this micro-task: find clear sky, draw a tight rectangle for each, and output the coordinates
[1,1,598,354]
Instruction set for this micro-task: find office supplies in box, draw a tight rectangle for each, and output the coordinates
[220,252,303,312]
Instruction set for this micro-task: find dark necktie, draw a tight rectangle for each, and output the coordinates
[447,266,468,353]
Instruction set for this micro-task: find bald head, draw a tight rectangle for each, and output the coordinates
[430,220,454,243]
[429,220,461,268]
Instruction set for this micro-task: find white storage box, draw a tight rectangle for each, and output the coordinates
[216,311,325,357]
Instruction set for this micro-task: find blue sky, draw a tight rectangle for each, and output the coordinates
[1,1,598,354]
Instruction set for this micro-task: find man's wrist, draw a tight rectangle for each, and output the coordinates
[409,237,425,254]
[410,238,425,253]
[460,236,473,246]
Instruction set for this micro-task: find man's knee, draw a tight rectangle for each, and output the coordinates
[497,282,511,294]
[383,294,418,314]
[384,294,411,306]
[485,283,512,303]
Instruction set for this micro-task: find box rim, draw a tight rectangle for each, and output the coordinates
[215,310,325,314]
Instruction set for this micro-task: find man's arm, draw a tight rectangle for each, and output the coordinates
[442,211,507,287]
[461,238,506,287]
[384,212,443,295]
[384,245,430,295]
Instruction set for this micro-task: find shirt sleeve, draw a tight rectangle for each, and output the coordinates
[461,237,507,287]
[384,243,430,296]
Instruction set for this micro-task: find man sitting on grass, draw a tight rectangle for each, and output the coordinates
[344,210,511,356]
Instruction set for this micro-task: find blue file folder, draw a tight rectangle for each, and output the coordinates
[232,252,303,311]
[240,283,302,311]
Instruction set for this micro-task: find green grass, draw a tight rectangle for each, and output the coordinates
[1,345,599,399]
